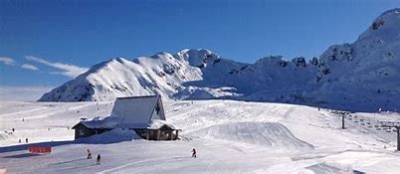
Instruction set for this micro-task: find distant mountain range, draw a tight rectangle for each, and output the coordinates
[39,8,400,112]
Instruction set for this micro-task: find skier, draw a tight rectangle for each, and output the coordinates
[96,154,101,164]
[25,138,28,143]
[87,149,92,159]
[191,148,196,158]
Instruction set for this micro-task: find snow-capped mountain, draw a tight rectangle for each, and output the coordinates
[39,8,400,112]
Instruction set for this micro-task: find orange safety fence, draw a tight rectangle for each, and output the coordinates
[28,146,52,154]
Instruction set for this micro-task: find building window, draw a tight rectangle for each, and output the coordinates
[156,104,160,114]
[79,130,85,136]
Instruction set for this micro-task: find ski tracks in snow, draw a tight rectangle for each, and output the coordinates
[95,157,167,174]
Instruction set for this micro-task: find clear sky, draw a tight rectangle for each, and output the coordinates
[0,0,398,100]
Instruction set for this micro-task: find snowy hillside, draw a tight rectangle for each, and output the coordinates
[2,100,400,173]
[39,8,400,112]
[306,8,400,112]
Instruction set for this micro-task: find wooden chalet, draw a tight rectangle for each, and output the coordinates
[72,95,180,140]
[71,121,113,139]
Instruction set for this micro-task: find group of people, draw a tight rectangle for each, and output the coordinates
[87,149,101,164]
[85,147,196,165]
[9,127,29,144]
[18,138,28,143]
[4,128,15,135]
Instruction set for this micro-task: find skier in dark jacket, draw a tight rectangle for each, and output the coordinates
[87,149,92,159]
[191,148,196,158]
[96,154,101,164]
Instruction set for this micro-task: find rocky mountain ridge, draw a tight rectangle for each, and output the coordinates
[39,8,400,112]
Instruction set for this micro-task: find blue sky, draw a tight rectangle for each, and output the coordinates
[0,0,398,100]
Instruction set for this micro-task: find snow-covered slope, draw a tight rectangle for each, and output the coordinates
[306,8,400,111]
[2,100,400,173]
[39,8,400,112]
[39,54,203,101]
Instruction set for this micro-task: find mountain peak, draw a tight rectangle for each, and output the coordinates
[39,9,400,112]
[174,48,221,68]
[358,8,400,42]
[150,52,174,59]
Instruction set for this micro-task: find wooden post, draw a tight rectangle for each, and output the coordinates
[146,130,150,140]
[380,123,400,151]
[342,113,345,129]
[175,130,179,140]
[157,130,161,140]
[397,127,400,151]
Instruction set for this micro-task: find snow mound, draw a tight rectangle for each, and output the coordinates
[189,122,314,151]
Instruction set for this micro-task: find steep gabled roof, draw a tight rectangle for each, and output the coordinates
[110,95,166,128]
[72,95,171,129]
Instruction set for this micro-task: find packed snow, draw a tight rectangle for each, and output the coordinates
[1,99,400,173]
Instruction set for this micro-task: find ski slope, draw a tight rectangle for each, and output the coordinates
[1,100,400,173]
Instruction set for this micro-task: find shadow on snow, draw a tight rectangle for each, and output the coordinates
[0,133,138,155]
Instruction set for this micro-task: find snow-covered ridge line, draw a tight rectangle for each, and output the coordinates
[39,8,400,112]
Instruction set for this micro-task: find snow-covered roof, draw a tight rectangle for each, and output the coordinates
[73,95,176,129]
[147,119,176,129]
[73,116,119,129]
[110,95,167,128]
[83,117,119,128]
[114,119,176,129]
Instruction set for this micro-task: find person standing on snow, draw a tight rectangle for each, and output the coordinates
[191,148,197,158]
[96,154,101,164]
[87,149,92,159]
